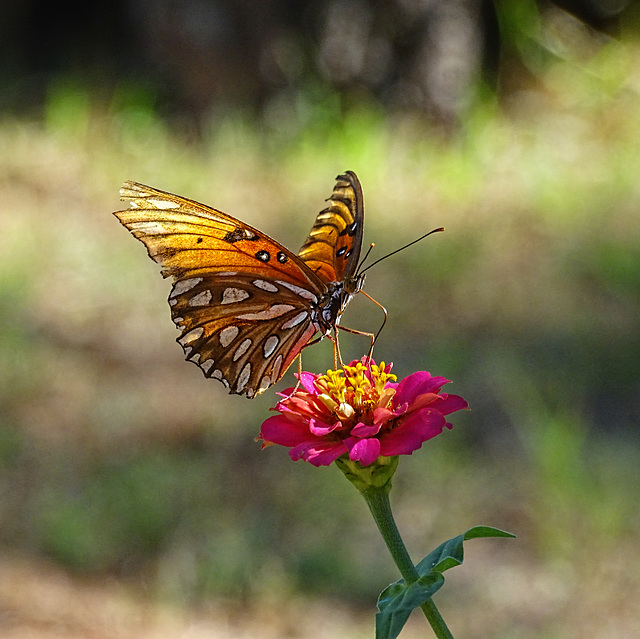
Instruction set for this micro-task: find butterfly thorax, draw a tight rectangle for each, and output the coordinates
[314,274,366,334]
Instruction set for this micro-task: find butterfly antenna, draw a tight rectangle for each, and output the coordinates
[359,227,445,275]
[356,242,376,274]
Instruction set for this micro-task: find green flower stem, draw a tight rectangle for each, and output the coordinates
[362,488,453,639]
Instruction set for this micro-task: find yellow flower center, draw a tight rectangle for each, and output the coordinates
[316,361,397,420]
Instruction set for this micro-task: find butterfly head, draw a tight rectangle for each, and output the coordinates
[315,273,366,334]
[346,272,366,296]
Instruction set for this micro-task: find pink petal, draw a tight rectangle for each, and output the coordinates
[372,406,395,424]
[394,372,450,406]
[404,392,440,412]
[309,418,342,436]
[298,371,320,394]
[379,409,447,456]
[279,393,333,423]
[259,414,313,447]
[347,437,381,466]
[276,386,296,399]
[433,393,469,415]
[351,421,381,437]
[290,440,347,466]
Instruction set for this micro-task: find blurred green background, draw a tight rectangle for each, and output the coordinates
[1,1,640,637]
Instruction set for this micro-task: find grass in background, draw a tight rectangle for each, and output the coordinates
[1,17,640,639]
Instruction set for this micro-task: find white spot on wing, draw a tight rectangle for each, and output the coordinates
[148,198,180,209]
[178,327,204,345]
[219,326,239,347]
[281,311,308,329]
[275,280,318,302]
[258,376,271,393]
[201,359,214,373]
[188,290,213,307]
[253,279,279,293]
[222,287,250,304]
[236,304,295,321]
[170,278,203,298]
[271,354,283,383]
[128,221,167,234]
[233,338,253,361]
[263,335,279,358]
[236,362,252,391]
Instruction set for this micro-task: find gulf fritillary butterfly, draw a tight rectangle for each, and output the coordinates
[114,171,368,398]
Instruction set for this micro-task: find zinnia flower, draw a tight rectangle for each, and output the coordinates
[259,359,468,468]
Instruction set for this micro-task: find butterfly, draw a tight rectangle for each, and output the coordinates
[114,171,369,398]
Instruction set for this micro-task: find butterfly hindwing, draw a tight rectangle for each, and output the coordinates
[167,272,318,396]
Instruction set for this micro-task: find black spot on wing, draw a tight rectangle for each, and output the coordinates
[224,228,259,244]
[339,220,358,237]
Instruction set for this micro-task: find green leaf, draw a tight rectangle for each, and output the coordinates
[374,526,515,639]
[415,525,516,576]
[375,573,445,639]
[463,525,517,540]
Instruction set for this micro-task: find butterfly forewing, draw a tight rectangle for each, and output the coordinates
[298,171,364,283]
[114,174,365,397]
[117,182,322,287]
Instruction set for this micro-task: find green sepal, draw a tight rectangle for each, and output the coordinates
[374,526,515,639]
[335,455,399,494]
[375,572,445,639]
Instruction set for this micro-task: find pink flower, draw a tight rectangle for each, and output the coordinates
[258,359,468,467]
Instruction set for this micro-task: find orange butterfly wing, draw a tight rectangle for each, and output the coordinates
[114,173,364,397]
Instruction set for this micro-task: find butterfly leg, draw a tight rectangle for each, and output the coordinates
[335,324,377,367]
[364,290,387,365]
[359,290,388,355]
[336,290,387,366]
[296,332,331,371]
[279,355,305,400]
[292,355,304,394]
[330,332,342,369]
